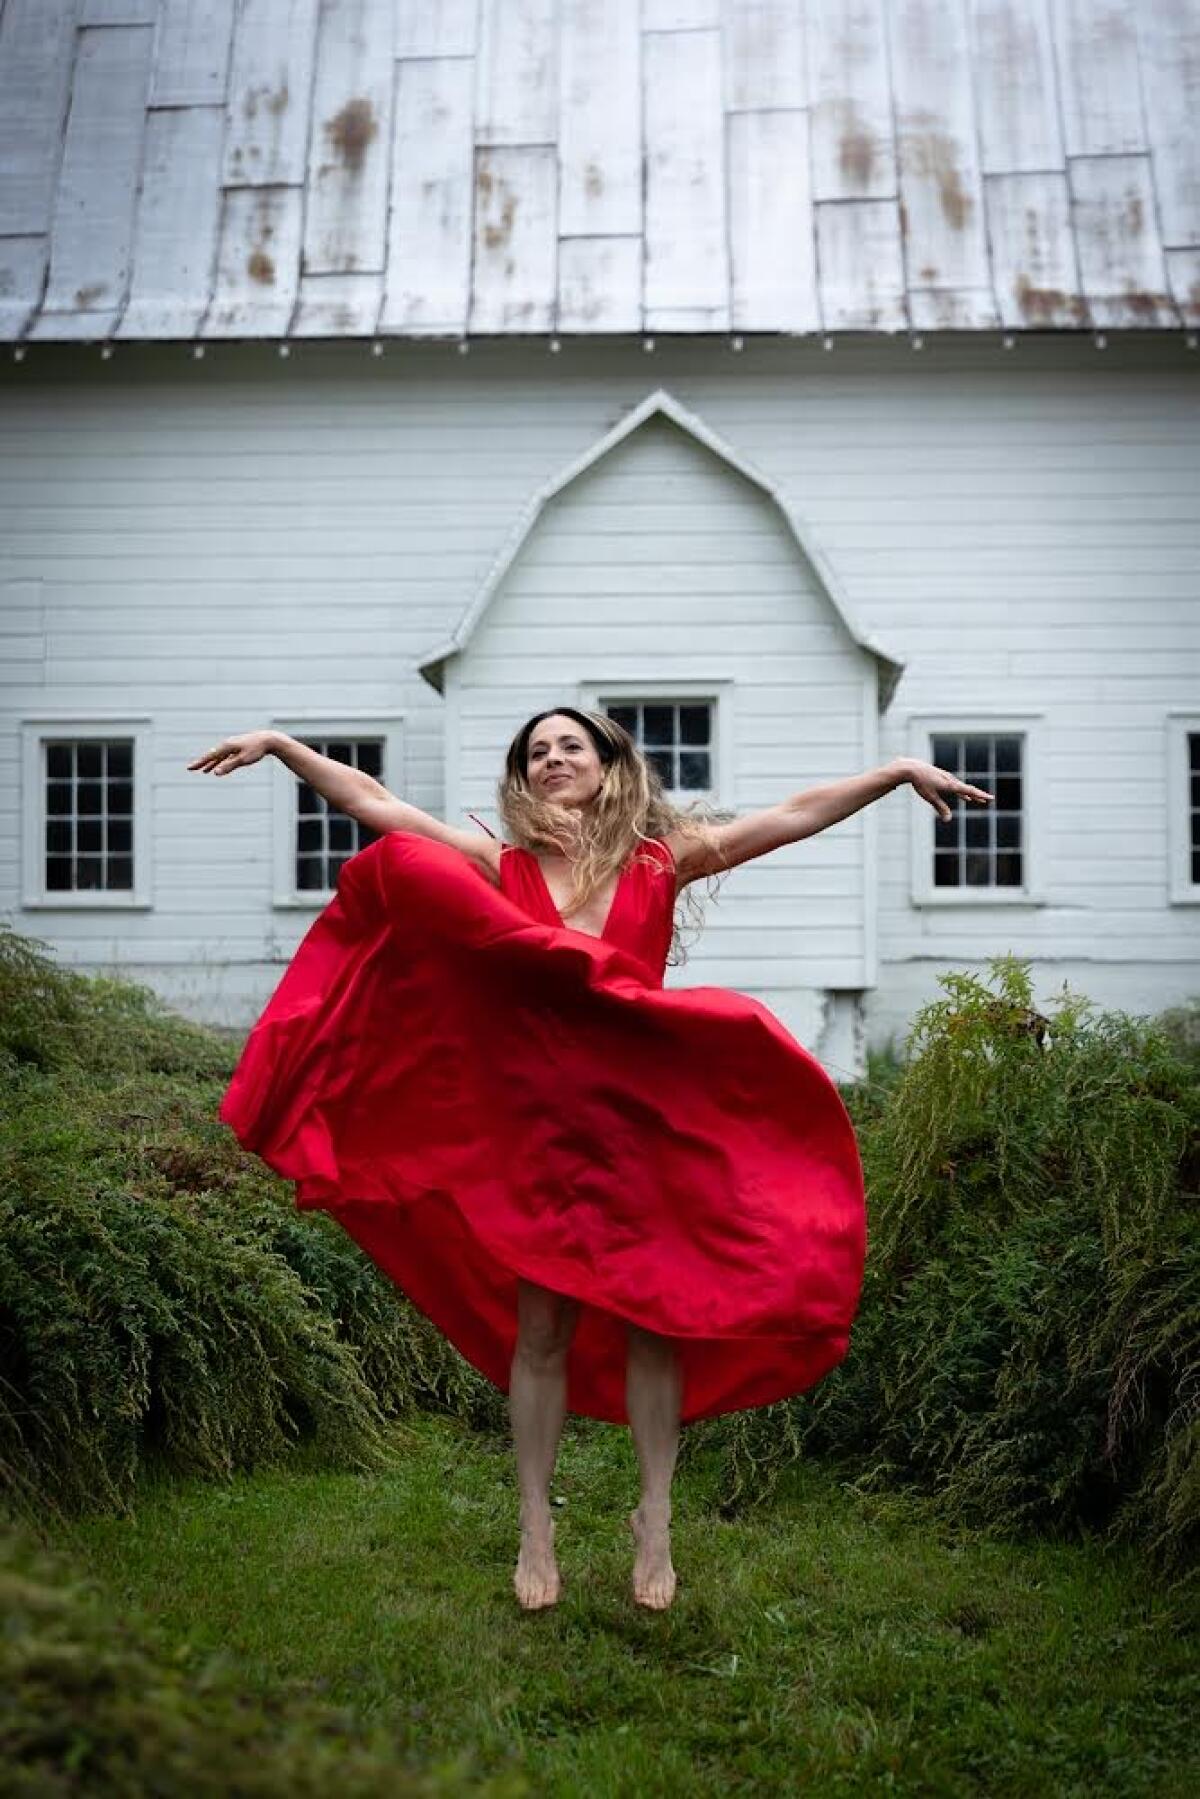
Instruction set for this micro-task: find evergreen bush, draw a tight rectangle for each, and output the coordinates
[0,926,505,1526]
[688,959,1200,1572]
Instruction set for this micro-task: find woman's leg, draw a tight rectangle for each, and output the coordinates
[509,1278,580,1609]
[625,1323,683,1609]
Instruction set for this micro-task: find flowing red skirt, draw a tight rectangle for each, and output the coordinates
[219,833,867,1424]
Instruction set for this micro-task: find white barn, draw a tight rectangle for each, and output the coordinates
[1,0,1198,1081]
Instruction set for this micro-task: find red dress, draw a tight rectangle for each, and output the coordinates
[218,830,867,1425]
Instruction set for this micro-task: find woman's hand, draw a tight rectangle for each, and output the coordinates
[187,731,276,777]
[893,756,994,821]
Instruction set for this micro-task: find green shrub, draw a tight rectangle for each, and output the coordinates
[688,959,1200,1571]
[0,921,234,1081]
[0,928,505,1525]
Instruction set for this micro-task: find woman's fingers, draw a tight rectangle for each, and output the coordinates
[187,742,240,774]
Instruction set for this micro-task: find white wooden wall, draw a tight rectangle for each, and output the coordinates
[0,336,1196,1067]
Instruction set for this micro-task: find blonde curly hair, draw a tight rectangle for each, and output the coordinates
[496,706,731,965]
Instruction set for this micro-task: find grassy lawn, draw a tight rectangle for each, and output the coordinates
[53,1413,1198,1798]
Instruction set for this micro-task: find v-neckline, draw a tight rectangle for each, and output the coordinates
[529,852,623,943]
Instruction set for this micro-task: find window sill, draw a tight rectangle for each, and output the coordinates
[272,895,336,910]
[20,896,152,910]
[911,890,1046,907]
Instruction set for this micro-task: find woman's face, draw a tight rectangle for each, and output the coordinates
[525,713,605,810]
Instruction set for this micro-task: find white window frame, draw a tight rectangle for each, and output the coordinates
[270,714,405,909]
[20,717,153,910]
[577,679,734,808]
[1166,711,1200,905]
[906,712,1046,907]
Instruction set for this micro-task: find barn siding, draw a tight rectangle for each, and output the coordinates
[0,336,1196,1064]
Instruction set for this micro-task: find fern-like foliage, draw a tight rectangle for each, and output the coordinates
[687,959,1200,1573]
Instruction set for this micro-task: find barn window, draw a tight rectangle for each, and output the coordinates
[42,738,134,893]
[579,682,732,804]
[604,699,715,794]
[929,732,1023,889]
[20,719,152,909]
[294,737,384,892]
[270,717,405,908]
[1166,715,1200,904]
[906,714,1044,907]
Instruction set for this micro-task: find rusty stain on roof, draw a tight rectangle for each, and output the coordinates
[325,98,377,175]
[484,196,517,251]
[1014,277,1087,325]
[905,125,973,233]
[244,82,288,121]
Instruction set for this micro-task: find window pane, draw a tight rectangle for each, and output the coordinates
[679,705,710,745]
[77,742,103,778]
[357,741,383,779]
[298,819,323,852]
[328,817,354,852]
[647,749,674,787]
[996,851,1023,885]
[678,751,711,789]
[298,784,320,815]
[326,740,353,765]
[46,857,72,890]
[963,739,991,784]
[995,776,1021,809]
[934,815,958,850]
[931,735,960,771]
[108,857,133,890]
[76,857,104,890]
[933,853,960,887]
[964,850,991,887]
[45,820,72,854]
[47,782,72,816]
[995,737,1020,774]
[78,782,103,816]
[46,744,72,778]
[357,823,380,848]
[78,819,103,852]
[108,819,132,854]
[1190,772,1200,810]
[296,857,326,890]
[608,705,638,735]
[108,741,133,779]
[996,813,1021,849]
[965,813,990,849]
[108,781,133,815]
[329,855,352,882]
[643,707,674,747]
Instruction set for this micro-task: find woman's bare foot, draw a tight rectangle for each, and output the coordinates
[514,1510,560,1610]
[629,1502,676,1609]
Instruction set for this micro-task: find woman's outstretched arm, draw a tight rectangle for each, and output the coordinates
[669,757,993,884]
[186,731,502,881]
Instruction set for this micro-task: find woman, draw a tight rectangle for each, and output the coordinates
[188,710,991,1613]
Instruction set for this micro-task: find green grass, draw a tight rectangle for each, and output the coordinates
[46,1413,1199,1799]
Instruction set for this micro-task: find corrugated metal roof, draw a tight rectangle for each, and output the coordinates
[0,0,1196,344]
